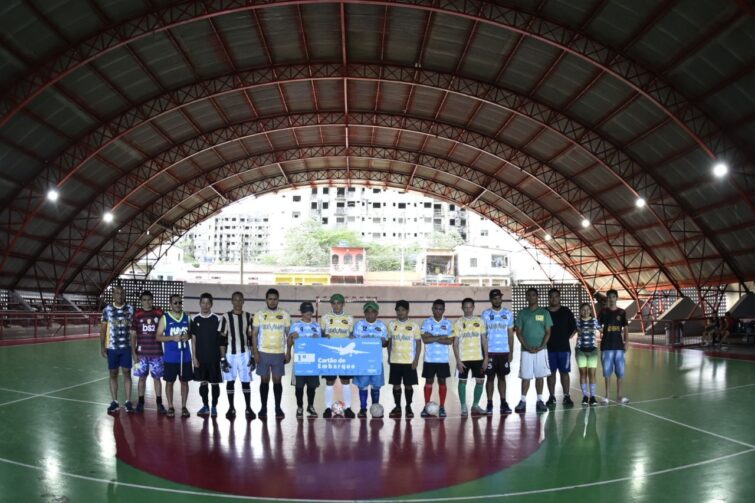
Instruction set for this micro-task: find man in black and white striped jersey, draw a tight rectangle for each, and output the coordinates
[221,291,255,420]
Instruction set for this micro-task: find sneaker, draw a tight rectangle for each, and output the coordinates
[589,396,597,406]
[226,408,236,420]
[210,407,218,417]
[486,402,494,415]
[545,396,557,408]
[405,406,414,418]
[460,406,468,417]
[471,405,486,416]
[563,395,574,407]
[245,408,256,420]
[296,407,303,419]
[258,408,268,419]
[581,396,589,406]
[275,407,285,419]
[357,408,367,419]
[500,401,512,415]
[620,397,630,405]
[181,407,190,418]
[514,400,526,414]
[601,397,610,405]
[124,401,134,413]
[135,402,144,414]
[166,407,175,417]
[197,405,210,417]
[107,401,119,414]
[323,408,333,419]
[389,406,402,418]
[307,405,318,418]
[344,408,356,419]
[535,400,547,413]
[438,406,447,418]
[157,403,168,415]
[420,406,430,418]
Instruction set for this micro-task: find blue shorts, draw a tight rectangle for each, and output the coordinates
[548,351,571,373]
[601,350,626,378]
[133,356,164,379]
[353,373,385,389]
[107,348,132,370]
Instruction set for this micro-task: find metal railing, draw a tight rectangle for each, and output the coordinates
[0,311,101,340]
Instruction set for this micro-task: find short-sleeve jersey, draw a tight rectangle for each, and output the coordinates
[253,309,291,354]
[101,304,135,351]
[453,316,486,362]
[131,308,164,356]
[290,320,322,338]
[191,312,223,363]
[515,307,553,348]
[354,319,388,340]
[162,311,192,364]
[387,320,421,364]
[421,316,453,363]
[576,318,600,352]
[481,307,514,354]
[598,308,627,351]
[221,311,252,355]
[320,312,354,338]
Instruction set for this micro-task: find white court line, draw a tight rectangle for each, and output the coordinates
[631,382,755,405]
[0,376,107,408]
[0,448,752,502]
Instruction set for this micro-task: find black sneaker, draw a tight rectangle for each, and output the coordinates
[124,401,134,413]
[181,407,190,418]
[536,400,548,413]
[438,406,447,418]
[405,406,414,418]
[344,408,355,419]
[245,408,256,420]
[323,408,333,419]
[563,395,574,407]
[226,408,236,420]
[275,407,285,419]
[486,402,494,415]
[307,405,318,418]
[500,401,512,415]
[389,406,402,418]
[514,400,526,414]
[107,401,119,414]
[296,407,303,419]
[420,406,430,418]
[589,396,597,406]
[135,402,144,414]
[157,403,168,415]
[357,408,367,419]
[581,396,589,406]
[545,396,557,408]
[258,408,268,419]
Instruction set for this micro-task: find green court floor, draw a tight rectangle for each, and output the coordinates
[0,339,753,502]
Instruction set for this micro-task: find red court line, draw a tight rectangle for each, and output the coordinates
[0,333,98,347]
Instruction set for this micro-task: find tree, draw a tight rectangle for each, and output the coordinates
[179,235,197,263]
[428,230,463,249]
[281,219,363,267]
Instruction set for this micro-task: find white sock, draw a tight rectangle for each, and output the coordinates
[325,385,334,408]
[537,394,543,402]
[342,383,352,408]
[590,384,597,397]
[520,394,526,402]
[581,384,589,395]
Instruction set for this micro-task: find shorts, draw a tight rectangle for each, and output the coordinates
[389,364,418,386]
[164,362,194,382]
[353,373,385,389]
[485,353,511,378]
[107,348,132,370]
[601,350,625,378]
[458,360,485,380]
[133,356,164,378]
[194,361,222,383]
[294,376,321,388]
[422,362,451,380]
[322,375,353,381]
[548,351,572,373]
[223,352,252,383]
[256,352,285,378]
[519,350,550,380]
[576,349,599,369]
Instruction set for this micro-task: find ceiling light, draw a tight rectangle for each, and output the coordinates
[581,218,590,228]
[103,211,114,223]
[47,189,59,202]
[635,197,646,208]
[712,162,728,178]
[544,234,552,241]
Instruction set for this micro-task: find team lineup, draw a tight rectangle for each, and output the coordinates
[101,285,630,421]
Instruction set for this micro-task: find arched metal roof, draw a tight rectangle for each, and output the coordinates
[0,0,753,301]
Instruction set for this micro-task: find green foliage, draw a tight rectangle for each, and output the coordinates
[281,219,363,267]
[428,230,463,249]
[364,242,421,271]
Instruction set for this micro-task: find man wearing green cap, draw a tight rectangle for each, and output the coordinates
[353,301,389,418]
[320,293,355,418]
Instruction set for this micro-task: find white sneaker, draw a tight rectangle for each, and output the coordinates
[620,397,630,404]
[601,397,610,405]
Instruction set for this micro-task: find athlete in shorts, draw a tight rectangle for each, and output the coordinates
[514,288,553,414]
[288,301,322,418]
[252,288,291,419]
[387,300,422,418]
[155,294,193,418]
[545,288,577,408]
[129,290,166,414]
[482,289,514,415]
[353,301,389,418]
[452,298,489,417]
[101,285,136,414]
[191,292,225,418]
[220,291,255,420]
[420,299,454,418]
[598,289,629,404]
[321,293,356,419]
[575,303,600,406]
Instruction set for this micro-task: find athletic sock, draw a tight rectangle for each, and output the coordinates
[295,387,304,407]
[581,383,589,395]
[259,382,269,409]
[138,395,145,406]
[520,394,527,402]
[438,384,447,406]
[325,385,334,408]
[226,382,235,409]
[393,388,402,407]
[199,383,209,407]
[405,387,413,405]
[211,384,220,407]
[273,382,282,409]
[155,396,162,406]
[342,383,352,408]
[370,388,380,404]
[458,380,467,407]
[307,386,316,406]
[537,394,544,402]
[487,399,493,408]
[473,383,484,405]
[359,389,368,409]
[424,384,432,404]
[590,383,597,397]
[241,382,251,408]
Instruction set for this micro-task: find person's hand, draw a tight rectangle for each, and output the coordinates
[220,357,230,373]
[507,352,513,363]
[285,353,291,364]
[253,350,260,364]
[248,353,256,370]
[132,352,138,363]
[291,332,299,340]
[482,357,489,372]
[101,348,107,359]
[180,334,189,342]
[193,358,200,369]
[623,341,629,352]
[411,360,418,370]
[457,361,466,373]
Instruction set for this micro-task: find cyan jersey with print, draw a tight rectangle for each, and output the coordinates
[481,307,514,353]
[421,317,453,363]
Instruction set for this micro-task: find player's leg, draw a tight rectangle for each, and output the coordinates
[152,370,166,414]
[560,353,573,406]
[546,354,558,407]
[294,378,305,418]
[224,353,237,419]
[198,377,210,416]
[498,355,511,414]
[133,355,148,413]
[355,376,369,418]
[179,363,192,417]
[389,364,403,418]
[615,350,628,403]
[421,374,434,417]
[471,370,486,416]
[323,376,336,418]
[515,352,532,413]
[484,357,496,413]
[601,350,614,404]
[588,362,597,406]
[106,349,120,412]
[340,377,355,418]
[404,366,417,418]
[578,357,589,405]
[271,354,285,418]
[306,378,318,418]
[256,352,273,417]
[121,349,134,412]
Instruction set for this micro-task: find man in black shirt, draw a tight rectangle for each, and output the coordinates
[190,292,226,417]
[546,288,577,408]
[598,289,629,405]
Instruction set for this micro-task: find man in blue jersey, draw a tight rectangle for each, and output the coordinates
[100,285,136,414]
[155,294,193,418]
[482,289,515,415]
[420,299,454,418]
[288,301,322,418]
[353,301,389,418]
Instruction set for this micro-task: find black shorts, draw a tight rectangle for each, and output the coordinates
[485,353,511,378]
[295,376,321,388]
[194,361,222,383]
[389,363,418,386]
[422,362,451,380]
[163,362,194,383]
[322,375,352,381]
[458,360,484,379]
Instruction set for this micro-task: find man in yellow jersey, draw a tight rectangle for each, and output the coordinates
[252,288,291,419]
[387,300,422,418]
[452,298,489,417]
[320,293,356,418]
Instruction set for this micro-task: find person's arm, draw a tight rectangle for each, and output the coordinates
[190,321,199,368]
[481,330,489,370]
[251,315,261,362]
[622,323,629,351]
[452,331,465,372]
[100,320,108,358]
[539,327,551,352]
[412,335,421,370]
[130,328,138,361]
[514,323,529,353]
[155,316,168,341]
[283,316,291,363]
[507,327,514,362]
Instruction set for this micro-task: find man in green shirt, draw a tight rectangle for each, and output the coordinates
[514,288,553,414]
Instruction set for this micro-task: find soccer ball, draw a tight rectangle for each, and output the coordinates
[331,400,345,417]
[369,403,384,418]
[425,401,440,416]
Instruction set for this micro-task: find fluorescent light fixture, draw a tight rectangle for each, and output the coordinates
[103,211,114,223]
[581,218,590,228]
[47,189,59,202]
[635,197,646,208]
[712,162,728,178]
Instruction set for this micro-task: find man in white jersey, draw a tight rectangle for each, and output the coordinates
[220,291,255,420]
[420,299,454,418]
[482,289,515,415]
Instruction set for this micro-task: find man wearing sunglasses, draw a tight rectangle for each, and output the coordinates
[156,294,193,418]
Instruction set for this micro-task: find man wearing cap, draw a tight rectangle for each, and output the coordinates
[387,300,422,418]
[320,293,356,418]
[353,301,389,418]
[288,301,322,418]
[481,289,515,415]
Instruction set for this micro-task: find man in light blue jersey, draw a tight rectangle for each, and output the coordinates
[482,289,515,415]
[353,301,389,418]
[288,301,322,419]
[420,299,454,418]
